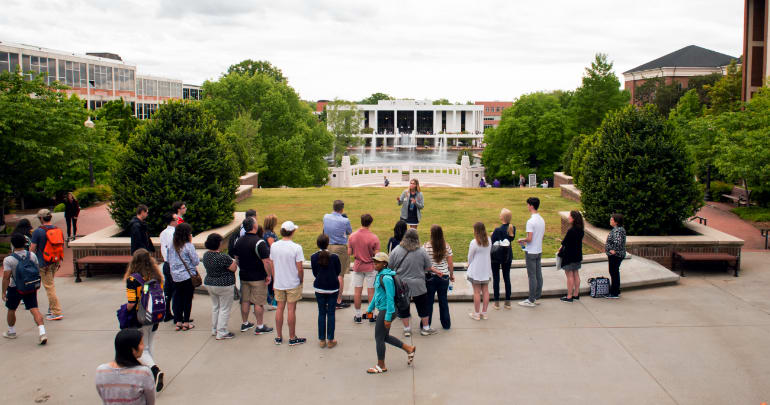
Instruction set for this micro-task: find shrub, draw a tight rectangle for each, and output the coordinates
[703,180,733,202]
[53,203,65,213]
[732,207,770,222]
[109,101,239,234]
[581,105,702,235]
[570,132,599,189]
[74,184,113,208]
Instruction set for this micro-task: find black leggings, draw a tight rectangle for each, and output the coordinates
[608,255,622,296]
[65,216,78,238]
[375,312,403,361]
[491,260,512,302]
[173,278,194,323]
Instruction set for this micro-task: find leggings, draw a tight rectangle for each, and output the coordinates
[173,278,194,324]
[608,255,622,296]
[375,311,403,361]
[65,216,78,238]
[491,260,512,302]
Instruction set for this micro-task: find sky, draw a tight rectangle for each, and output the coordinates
[1,0,743,102]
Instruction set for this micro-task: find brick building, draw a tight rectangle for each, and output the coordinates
[475,101,513,130]
[743,0,769,102]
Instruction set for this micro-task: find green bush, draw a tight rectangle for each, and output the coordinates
[570,132,599,189]
[74,185,113,208]
[53,203,65,213]
[732,207,770,222]
[109,101,239,234]
[703,180,733,202]
[582,105,702,235]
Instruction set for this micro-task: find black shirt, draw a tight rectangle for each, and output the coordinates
[311,251,341,291]
[128,217,154,254]
[491,223,516,263]
[232,233,270,281]
[406,192,419,223]
[560,227,584,265]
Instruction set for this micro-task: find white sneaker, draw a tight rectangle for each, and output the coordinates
[3,331,17,339]
[403,329,411,337]
[518,299,536,307]
[39,333,47,345]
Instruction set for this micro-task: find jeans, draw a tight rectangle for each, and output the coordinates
[139,324,156,367]
[65,216,78,238]
[173,278,194,324]
[206,284,234,338]
[163,262,175,318]
[491,261,512,302]
[315,292,337,340]
[525,253,543,302]
[608,255,622,296]
[375,311,403,361]
[425,274,450,329]
[40,263,61,315]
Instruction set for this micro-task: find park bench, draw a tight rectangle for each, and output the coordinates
[722,186,751,207]
[759,226,770,250]
[672,251,740,277]
[75,255,133,283]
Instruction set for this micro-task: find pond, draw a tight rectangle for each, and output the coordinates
[351,148,461,165]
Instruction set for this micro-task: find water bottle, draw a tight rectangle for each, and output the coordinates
[448,282,453,293]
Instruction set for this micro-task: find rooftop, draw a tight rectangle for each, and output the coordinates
[624,45,738,74]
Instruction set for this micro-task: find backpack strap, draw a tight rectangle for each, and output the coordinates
[131,273,146,285]
[255,239,265,260]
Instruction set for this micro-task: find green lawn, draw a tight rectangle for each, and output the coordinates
[732,207,770,223]
[236,187,590,262]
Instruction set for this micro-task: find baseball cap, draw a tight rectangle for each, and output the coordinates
[37,208,52,218]
[281,221,298,232]
[372,252,389,263]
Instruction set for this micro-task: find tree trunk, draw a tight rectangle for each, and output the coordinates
[743,178,751,206]
[89,160,95,187]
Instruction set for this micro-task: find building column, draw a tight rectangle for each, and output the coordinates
[373,110,378,134]
[394,110,398,135]
[413,110,417,134]
[453,110,457,133]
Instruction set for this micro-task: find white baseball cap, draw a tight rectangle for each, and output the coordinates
[281,221,298,232]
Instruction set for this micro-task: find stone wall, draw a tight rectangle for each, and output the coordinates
[560,184,581,203]
[553,172,574,188]
[235,185,253,202]
[239,172,259,188]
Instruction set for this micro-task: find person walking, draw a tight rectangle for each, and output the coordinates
[518,197,545,307]
[232,217,273,335]
[203,233,238,340]
[519,174,526,188]
[63,192,80,241]
[263,214,279,310]
[388,229,438,337]
[3,233,47,345]
[123,248,164,392]
[167,223,199,331]
[422,225,453,329]
[96,329,156,405]
[30,209,64,321]
[491,208,515,309]
[387,220,407,253]
[129,205,155,255]
[364,252,416,374]
[559,211,585,302]
[158,213,177,322]
[311,234,340,348]
[348,213,379,324]
[322,200,352,309]
[467,222,492,320]
[270,221,306,346]
[605,213,626,299]
[11,218,33,249]
[396,179,424,229]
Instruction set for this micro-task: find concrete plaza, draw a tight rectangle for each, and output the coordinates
[3,252,770,404]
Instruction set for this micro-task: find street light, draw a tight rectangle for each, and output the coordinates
[84,117,95,186]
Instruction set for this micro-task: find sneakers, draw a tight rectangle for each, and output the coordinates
[327,340,338,349]
[288,337,306,346]
[468,312,481,321]
[46,314,63,321]
[420,328,438,336]
[560,296,573,302]
[504,301,512,309]
[151,366,164,392]
[493,303,500,310]
[274,337,283,345]
[606,295,620,299]
[481,313,488,320]
[240,322,255,332]
[39,333,48,345]
[403,329,411,337]
[216,332,235,340]
[254,325,274,335]
[573,295,580,300]
[3,331,17,339]
[518,299,536,307]
[353,315,363,324]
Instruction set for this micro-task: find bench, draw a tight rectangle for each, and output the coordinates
[672,251,740,277]
[722,186,751,206]
[759,226,770,250]
[75,255,133,283]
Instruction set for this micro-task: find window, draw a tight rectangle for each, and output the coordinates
[158,81,170,97]
[0,52,19,73]
[170,82,182,98]
[22,55,55,83]
[89,64,113,90]
[116,68,135,91]
[484,117,494,121]
[143,79,157,97]
[58,60,88,88]
[183,88,189,99]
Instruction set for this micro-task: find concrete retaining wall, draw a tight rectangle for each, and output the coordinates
[560,184,581,203]
[553,172,574,188]
[239,172,259,188]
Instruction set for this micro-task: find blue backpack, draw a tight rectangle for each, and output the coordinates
[11,252,41,293]
[131,273,166,325]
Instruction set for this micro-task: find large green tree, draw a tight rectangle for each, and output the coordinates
[227,59,286,83]
[568,53,630,137]
[224,114,267,175]
[359,92,393,105]
[704,60,742,115]
[95,98,139,144]
[326,100,362,165]
[633,77,686,117]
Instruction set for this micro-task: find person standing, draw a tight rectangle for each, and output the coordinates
[422,225,453,330]
[232,217,274,335]
[559,211,585,302]
[322,200,352,309]
[63,192,80,241]
[158,212,177,322]
[263,214,279,310]
[387,220,407,254]
[11,218,33,249]
[383,176,389,187]
[95,329,155,405]
[3,233,47,344]
[365,252,416,374]
[605,213,626,299]
[236,209,257,239]
[396,179,424,229]
[467,222,492,320]
[172,201,186,225]
[348,213,379,324]
[519,174,526,188]
[123,248,165,392]
[491,208,515,309]
[30,209,64,321]
[311,234,340,348]
[203,233,238,340]
[129,205,155,255]
[270,221,306,346]
[167,223,198,331]
[518,197,545,308]
[388,229,437,337]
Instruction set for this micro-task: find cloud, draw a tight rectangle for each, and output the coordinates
[157,0,263,18]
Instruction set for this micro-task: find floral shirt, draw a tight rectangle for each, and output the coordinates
[605,226,626,258]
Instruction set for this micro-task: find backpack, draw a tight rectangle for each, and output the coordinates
[377,273,410,315]
[588,277,610,298]
[10,252,41,293]
[227,226,244,258]
[41,226,64,263]
[131,273,166,325]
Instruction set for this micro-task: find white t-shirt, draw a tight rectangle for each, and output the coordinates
[270,239,304,290]
[525,213,545,254]
[159,225,175,262]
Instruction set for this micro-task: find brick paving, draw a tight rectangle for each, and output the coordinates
[54,203,116,277]
[696,202,767,251]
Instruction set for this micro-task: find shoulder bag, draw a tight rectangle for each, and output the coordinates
[177,246,202,288]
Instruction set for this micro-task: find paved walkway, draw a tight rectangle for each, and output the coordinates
[697,202,767,251]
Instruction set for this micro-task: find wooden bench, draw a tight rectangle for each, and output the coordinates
[672,251,740,277]
[75,255,133,283]
[759,226,770,250]
[722,186,751,206]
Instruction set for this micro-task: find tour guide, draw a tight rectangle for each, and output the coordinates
[396,179,424,229]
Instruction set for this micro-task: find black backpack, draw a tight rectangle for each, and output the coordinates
[227,226,244,258]
[378,272,410,315]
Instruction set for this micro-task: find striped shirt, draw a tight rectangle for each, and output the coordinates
[95,364,155,405]
[422,242,453,275]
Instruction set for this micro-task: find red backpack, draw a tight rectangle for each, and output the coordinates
[41,226,64,263]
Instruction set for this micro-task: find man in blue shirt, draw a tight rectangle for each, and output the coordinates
[30,209,64,321]
[322,200,352,309]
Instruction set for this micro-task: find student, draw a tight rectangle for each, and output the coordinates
[388,229,438,337]
[396,179,424,229]
[203,233,238,340]
[322,200,352,309]
[311,234,341,348]
[2,233,47,345]
[237,209,257,238]
[124,248,164,391]
[559,211,585,302]
[348,214,379,324]
[491,208,516,309]
[95,329,156,404]
[518,197,545,307]
[365,252,416,374]
[167,223,199,331]
[383,176,389,187]
[387,220,408,254]
[270,221,306,346]
[30,208,64,321]
[63,192,80,241]
[261,214,279,309]
[158,212,177,322]
[519,174,526,188]
[11,218,33,249]
[172,201,187,224]
[422,225,453,330]
[605,213,627,299]
[232,217,274,335]
[467,222,492,320]
[129,205,155,255]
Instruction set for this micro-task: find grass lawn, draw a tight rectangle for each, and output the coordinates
[732,207,770,223]
[236,187,594,262]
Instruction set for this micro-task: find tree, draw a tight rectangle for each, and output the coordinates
[669,89,713,179]
[432,99,451,105]
[686,73,722,107]
[568,53,630,137]
[705,60,742,115]
[227,59,286,83]
[326,100,363,165]
[109,101,239,234]
[95,98,139,144]
[359,92,393,105]
[582,105,702,235]
[224,114,267,175]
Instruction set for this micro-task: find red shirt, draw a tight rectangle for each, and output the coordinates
[348,227,380,272]
[177,216,184,224]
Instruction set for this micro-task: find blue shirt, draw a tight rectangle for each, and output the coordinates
[167,242,200,282]
[322,212,352,245]
[31,225,56,266]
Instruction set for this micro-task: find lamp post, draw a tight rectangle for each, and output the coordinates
[84,117,95,187]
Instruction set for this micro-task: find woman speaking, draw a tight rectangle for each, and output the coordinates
[396,179,424,229]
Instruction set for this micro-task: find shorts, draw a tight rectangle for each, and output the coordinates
[352,270,376,288]
[561,262,582,271]
[328,245,350,276]
[5,287,38,310]
[467,276,490,285]
[240,281,268,305]
[274,285,303,303]
[397,292,431,319]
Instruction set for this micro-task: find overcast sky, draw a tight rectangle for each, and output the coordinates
[1,0,743,102]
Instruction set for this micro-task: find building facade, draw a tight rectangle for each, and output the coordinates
[743,0,769,102]
[475,101,512,130]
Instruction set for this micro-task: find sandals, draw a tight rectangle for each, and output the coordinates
[181,323,195,331]
[407,347,416,366]
[366,365,388,374]
[175,324,183,331]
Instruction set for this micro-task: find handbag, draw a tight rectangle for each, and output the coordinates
[177,246,202,288]
[555,255,562,271]
[490,240,511,263]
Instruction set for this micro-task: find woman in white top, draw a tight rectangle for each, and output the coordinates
[466,222,492,321]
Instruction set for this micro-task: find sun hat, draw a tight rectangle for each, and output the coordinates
[281,221,298,232]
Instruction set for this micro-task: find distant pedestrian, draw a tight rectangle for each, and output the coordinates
[348,213,379,324]
[96,329,155,405]
[311,234,340,348]
[605,214,626,299]
[519,174,526,188]
[387,220,407,254]
[158,212,177,322]
[270,221,306,346]
[397,179,424,229]
[232,217,273,335]
[30,208,64,321]
[467,222,492,320]
[129,205,155,255]
[422,225,454,329]
[518,197,545,307]
[203,233,238,340]
[491,208,515,309]
[11,218,33,249]
[167,223,199,331]
[263,214,279,309]
[479,178,486,188]
[322,200,352,309]
[3,233,47,345]
[384,176,389,187]
[172,201,186,225]
[63,192,80,241]
[388,229,436,337]
[492,179,501,188]
[559,211,585,302]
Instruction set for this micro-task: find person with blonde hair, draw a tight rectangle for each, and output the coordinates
[490,208,516,309]
[467,222,492,320]
[396,179,424,229]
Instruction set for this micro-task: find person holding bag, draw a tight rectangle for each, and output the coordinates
[490,208,515,309]
[167,223,200,331]
[558,211,585,302]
